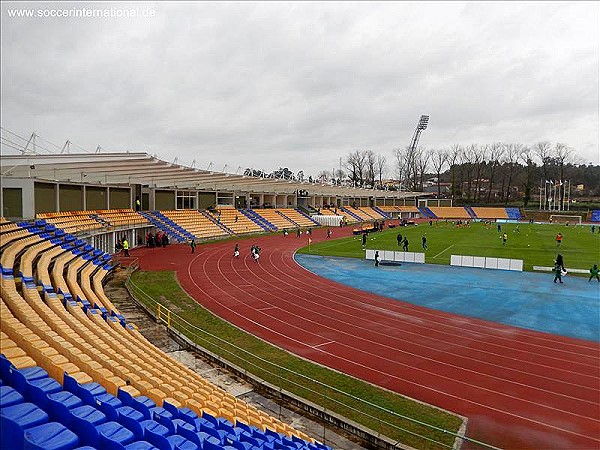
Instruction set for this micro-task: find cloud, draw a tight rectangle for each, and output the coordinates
[1,1,598,175]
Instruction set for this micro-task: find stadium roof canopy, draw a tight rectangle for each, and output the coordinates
[0,152,427,198]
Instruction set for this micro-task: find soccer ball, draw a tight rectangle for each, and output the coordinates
[527,244,530,247]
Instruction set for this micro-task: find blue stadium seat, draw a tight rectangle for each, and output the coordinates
[123,442,159,450]
[203,439,229,450]
[201,410,219,427]
[231,439,253,450]
[129,395,156,419]
[97,421,136,450]
[69,404,107,447]
[10,366,49,395]
[239,432,260,448]
[174,421,218,448]
[141,420,173,449]
[26,375,62,410]
[23,421,79,450]
[263,427,283,443]
[0,385,24,407]
[64,376,106,406]
[154,409,178,434]
[117,405,147,439]
[165,435,198,450]
[234,421,253,435]
[95,392,124,421]
[177,406,198,426]
[0,402,49,450]
[47,391,83,427]
[199,421,226,443]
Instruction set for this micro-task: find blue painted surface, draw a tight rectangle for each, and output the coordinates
[295,254,600,342]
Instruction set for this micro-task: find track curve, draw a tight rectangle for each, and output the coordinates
[134,227,600,450]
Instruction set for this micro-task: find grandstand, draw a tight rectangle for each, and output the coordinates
[37,211,104,233]
[341,207,371,221]
[211,207,264,234]
[358,207,387,220]
[427,206,471,219]
[318,208,358,224]
[1,221,322,449]
[471,207,508,220]
[96,209,150,228]
[252,209,297,230]
[162,210,229,239]
[276,209,319,227]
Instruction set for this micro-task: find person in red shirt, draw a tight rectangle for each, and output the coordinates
[555,233,563,247]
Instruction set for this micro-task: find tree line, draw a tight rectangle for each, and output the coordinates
[244,142,599,206]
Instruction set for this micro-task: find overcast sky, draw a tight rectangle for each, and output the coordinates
[1,1,598,176]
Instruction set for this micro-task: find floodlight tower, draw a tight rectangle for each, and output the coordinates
[408,115,430,154]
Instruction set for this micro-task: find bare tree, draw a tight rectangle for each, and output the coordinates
[518,146,536,206]
[487,142,505,202]
[533,141,553,182]
[430,148,448,197]
[554,143,574,181]
[344,150,367,186]
[334,168,345,185]
[375,154,387,187]
[365,150,376,187]
[393,147,408,190]
[472,144,487,202]
[317,170,330,183]
[461,145,477,202]
[448,144,462,199]
[503,143,522,203]
[419,148,434,191]
[554,142,574,208]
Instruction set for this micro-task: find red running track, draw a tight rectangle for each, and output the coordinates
[132,227,600,449]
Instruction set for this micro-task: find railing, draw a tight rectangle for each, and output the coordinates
[123,269,498,450]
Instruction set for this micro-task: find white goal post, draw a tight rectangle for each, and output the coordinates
[549,215,582,224]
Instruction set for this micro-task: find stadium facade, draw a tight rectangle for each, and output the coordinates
[1,153,427,220]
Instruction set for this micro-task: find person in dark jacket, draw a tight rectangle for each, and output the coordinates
[589,264,600,282]
[553,263,563,284]
[555,254,565,271]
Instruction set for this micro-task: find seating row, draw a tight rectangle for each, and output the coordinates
[1,356,329,450]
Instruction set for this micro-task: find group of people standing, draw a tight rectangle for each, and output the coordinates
[146,231,169,248]
[396,233,409,251]
[552,253,599,283]
[250,245,261,262]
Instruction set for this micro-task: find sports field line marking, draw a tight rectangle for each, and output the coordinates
[433,244,455,259]
[312,340,335,348]
[257,306,276,311]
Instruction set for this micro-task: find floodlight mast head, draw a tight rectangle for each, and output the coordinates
[408,114,430,154]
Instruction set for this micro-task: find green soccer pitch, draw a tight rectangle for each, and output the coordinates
[297,222,600,273]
